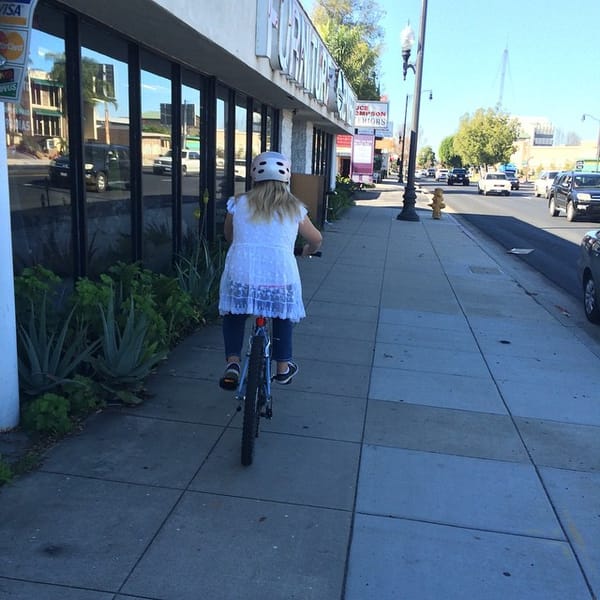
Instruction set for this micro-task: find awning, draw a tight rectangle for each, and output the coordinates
[30,77,63,87]
[33,108,63,117]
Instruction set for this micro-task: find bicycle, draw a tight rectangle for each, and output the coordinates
[235,249,321,466]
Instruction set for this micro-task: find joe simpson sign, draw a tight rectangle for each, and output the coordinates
[354,101,389,129]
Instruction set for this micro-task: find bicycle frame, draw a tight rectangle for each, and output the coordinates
[237,316,273,466]
[235,316,273,417]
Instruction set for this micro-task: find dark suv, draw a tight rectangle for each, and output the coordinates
[548,171,600,222]
[49,143,131,193]
[447,168,470,186]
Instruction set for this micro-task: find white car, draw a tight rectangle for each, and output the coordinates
[153,149,201,176]
[533,170,560,198]
[478,172,511,196]
[234,159,247,180]
[435,168,449,181]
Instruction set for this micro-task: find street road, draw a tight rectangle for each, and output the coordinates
[8,165,205,212]
[418,179,599,301]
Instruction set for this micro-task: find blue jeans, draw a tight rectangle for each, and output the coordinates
[222,314,293,363]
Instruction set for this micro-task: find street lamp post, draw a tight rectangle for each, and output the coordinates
[582,113,600,172]
[398,94,410,183]
[398,89,432,184]
[397,0,429,222]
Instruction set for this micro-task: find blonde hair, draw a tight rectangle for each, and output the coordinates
[243,180,304,222]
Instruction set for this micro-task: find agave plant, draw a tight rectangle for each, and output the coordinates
[17,294,99,397]
[91,289,167,398]
[175,238,224,317]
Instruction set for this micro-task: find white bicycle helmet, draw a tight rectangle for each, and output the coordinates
[251,151,291,184]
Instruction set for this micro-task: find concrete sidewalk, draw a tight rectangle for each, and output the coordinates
[1,181,599,599]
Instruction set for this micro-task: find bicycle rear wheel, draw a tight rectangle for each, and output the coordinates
[241,334,265,466]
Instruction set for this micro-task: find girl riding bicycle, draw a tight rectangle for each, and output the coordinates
[218,151,322,390]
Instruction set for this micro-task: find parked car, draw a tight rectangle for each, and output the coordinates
[533,170,559,197]
[577,229,600,323]
[49,143,131,193]
[234,159,247,181]
[477,172,511,196]
[435,168,449,182]
[427,167,436,177]
[548,171,600,222]
[153,149,200,175]
[447,168,469,186]
[505,171,519,190]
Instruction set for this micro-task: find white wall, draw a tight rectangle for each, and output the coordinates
[0,103,20,430]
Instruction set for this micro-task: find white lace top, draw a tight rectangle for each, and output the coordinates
[218,195,307,322]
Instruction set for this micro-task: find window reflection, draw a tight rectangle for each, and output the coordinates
[8,5,72,277]
[234,99,247,196]
[81,22,131,276]
[252,104,262,156]
[141,52,172,273]
[181,74,202,252]
[215,90,228,232]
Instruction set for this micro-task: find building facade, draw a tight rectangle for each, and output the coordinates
[5,0,356,281]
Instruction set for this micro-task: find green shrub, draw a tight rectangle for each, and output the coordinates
[60,375,104,416]
[14,265,63,329]
[91,290,167,402]
[151,274,200,346]
[327,176,357,220]
[21,393,73,435]
[17,294,99,397]
[73,264,169,352]
[0,457,12,485]
[176,238,224,320]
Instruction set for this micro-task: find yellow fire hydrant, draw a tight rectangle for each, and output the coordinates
[429,187,445,219]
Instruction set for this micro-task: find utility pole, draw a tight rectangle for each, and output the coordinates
[0,102,20,430]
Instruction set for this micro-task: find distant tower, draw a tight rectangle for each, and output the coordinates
[496,46,508,111]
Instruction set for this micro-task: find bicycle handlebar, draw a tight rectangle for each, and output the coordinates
[294,247,322,258]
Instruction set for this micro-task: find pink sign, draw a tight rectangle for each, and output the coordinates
[351,134,374,183]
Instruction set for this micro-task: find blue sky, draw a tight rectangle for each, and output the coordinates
[301,0,600,152]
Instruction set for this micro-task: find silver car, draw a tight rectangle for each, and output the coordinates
[577,229,600,323]
[533,170,559,198]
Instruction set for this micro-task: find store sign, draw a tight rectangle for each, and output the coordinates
[0,0,38,103]
[375,120,393,138]
[256,0,356,127]
[336,133,352,156]
[351,133,374,184]
[354,101,389,129]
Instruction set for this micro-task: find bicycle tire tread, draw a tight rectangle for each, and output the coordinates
[241,335,265,466]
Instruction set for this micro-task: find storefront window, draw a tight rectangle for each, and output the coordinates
[215,88,229,231]
[141,52,172,273]
[266,107,275,151]
[181,72,202,252]
[8,5,71,276]
[81,21,131,276]
[234,97,247,196]
[252,103,262,157]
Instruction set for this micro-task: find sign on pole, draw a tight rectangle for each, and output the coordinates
[0,0,39,103]
[354,101,389,129]
[351,133,375,184]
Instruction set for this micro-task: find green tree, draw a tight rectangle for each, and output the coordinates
[312,0,383,100]
[417,145,435,168]
[47,54,117,109]
[453,108,519,170]
[312,0,384,44]
[438,135,462,168]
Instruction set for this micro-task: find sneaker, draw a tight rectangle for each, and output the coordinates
[273,361,299,385]
[219,362,240,390]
